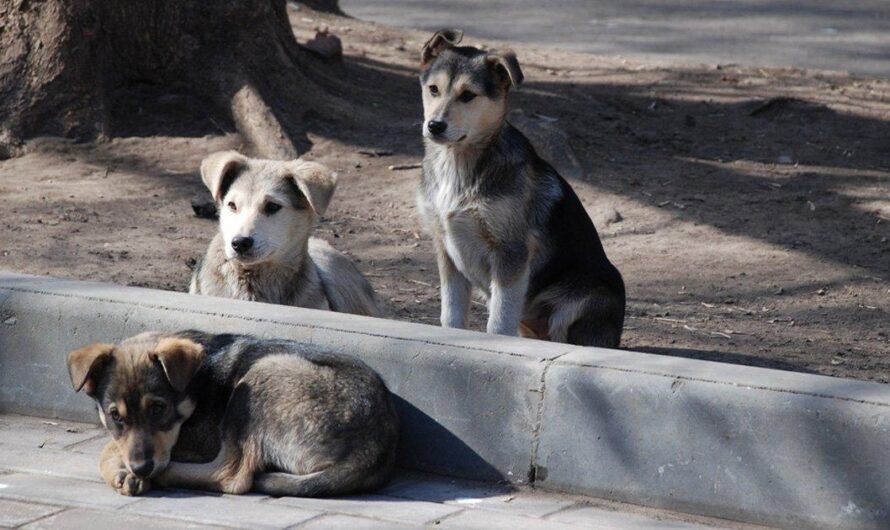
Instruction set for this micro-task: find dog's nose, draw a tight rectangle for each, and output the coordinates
[231,236,254,255]
[130,461,154,478]
[427,120,447,135]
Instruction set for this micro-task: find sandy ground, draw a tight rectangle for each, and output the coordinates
[0,7,888,381]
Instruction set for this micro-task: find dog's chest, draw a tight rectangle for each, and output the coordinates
[424,164,493,288]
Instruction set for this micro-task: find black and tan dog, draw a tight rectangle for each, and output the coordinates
[417,30,626,347]
[67,331,398,497]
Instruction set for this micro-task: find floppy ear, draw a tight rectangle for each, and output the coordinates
[487,51,524,89]
[150,338,204,393]
[285,160,338,216]
[421,29,463,66]
[68,343,115,395]
[200,150,249,202]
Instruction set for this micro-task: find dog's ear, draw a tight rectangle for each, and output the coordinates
[286,160,338,216]
[487,51,524,89]
[421,29,463,66]
[68,343,115,395]
[200,151,248,202]
[150,338,204,393]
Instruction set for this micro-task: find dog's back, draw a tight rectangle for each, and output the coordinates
[309,238,382,317]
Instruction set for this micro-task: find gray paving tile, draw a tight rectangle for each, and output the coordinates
[0,499,63,528]
[0,473,139,509]
[22,508,223,530]
[436,509,581,529]
[0,444,100,482]
[381,473,574,518]
[548,505,726,529]
[124,490,319,529]
[271,493,461,525]
[297,514,418,529]
[0,415,103,451]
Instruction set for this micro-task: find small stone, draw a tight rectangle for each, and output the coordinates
[816,288,826,295]
[191,194,217,219]
[3,316,16,325]
[305,29,343,61]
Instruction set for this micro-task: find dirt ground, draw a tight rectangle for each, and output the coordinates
[1,7,887,381]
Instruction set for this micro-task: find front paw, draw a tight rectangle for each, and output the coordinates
[112,470,151,496]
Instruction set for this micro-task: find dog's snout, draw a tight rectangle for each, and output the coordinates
[231,236,254,255]
[130,460,154,478]
[427,120,447,135]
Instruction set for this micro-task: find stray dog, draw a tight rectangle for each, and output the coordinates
[190,151,381,317]
[417,30,626,347]
[67,331,399,497]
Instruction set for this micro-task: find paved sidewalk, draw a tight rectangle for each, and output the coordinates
[0,414,761,529]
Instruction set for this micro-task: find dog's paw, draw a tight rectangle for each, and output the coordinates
[112,470,150,496]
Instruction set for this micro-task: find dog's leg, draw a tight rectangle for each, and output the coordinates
[436,244,472,329]
[158,440,259,495]
[99,440,151,496]
[488,247,529,336]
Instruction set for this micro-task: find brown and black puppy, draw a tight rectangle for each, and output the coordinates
[67,331,398,497]
[417,30,626,347]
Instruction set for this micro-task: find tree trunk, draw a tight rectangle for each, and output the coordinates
[0,0,331,159]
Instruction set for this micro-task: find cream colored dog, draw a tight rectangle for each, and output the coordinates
[190,151,381,316]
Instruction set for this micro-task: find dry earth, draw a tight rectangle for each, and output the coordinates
[0,6,887,380]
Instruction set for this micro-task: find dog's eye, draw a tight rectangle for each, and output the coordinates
[458,91,477,103]
[263,202,282,215]
[149,402,167,418]
[429,85,439,96]
[109,409,122,423]
[227,201,237,212]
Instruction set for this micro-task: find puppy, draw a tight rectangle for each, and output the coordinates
[67,331,399,497]
[190,151,381,317]
[416,30,626,347]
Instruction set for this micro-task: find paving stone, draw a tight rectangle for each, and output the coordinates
[0,415,103,451]
[0,444,100,482]
[381,473,575,518]
[547,505,724,529]
[64,434,109,456]
[0,473,139,509]
[436,509,582,530]
[123,490,319,529]
[22,508,222,529]
[271,493,462,525]
[297,514,417,529]
[0,499,63,528]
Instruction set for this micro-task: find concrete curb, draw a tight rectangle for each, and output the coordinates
[1,272,888,529]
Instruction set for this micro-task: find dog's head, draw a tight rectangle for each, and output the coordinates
[419,29,524,146]
[200,152,337,265]
[67,333,204,479]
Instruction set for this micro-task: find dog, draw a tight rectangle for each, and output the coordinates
[190,151,381,317]
[416,30,626,347]
[67,331,399,497]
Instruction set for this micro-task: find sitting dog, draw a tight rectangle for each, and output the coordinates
[67,331,399,497]
[190,151,381,317]
[416,30,626,347]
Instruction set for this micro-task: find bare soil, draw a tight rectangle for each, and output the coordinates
[1,7,887,381]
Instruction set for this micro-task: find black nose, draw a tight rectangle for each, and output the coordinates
[231,236,254,254]
[130,461,154,478]
[427,120,447,135]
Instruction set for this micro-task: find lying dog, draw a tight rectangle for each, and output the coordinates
[67,331,399,497]
[190,151,381,316]
[417,30,626,347]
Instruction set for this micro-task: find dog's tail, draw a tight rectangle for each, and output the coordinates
[252,462,390,497]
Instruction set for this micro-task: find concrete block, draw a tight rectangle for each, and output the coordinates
[0,499,63,528]
[271,493,461,525]
[547,505,715,529]
[436,509,580,530]
[536,348,890,529]
[123,490,319,529]
[298,514,416,529]
[0,473,139,509]
[0,445,100,483]
[22,508,224,530]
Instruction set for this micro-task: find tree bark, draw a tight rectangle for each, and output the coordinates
[0,0,328,159]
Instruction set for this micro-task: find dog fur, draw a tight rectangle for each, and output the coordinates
[416,30,626,347]
[190,151,381,317]
[67,331,399,497]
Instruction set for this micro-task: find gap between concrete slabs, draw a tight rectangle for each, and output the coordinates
[1,272,888,529]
